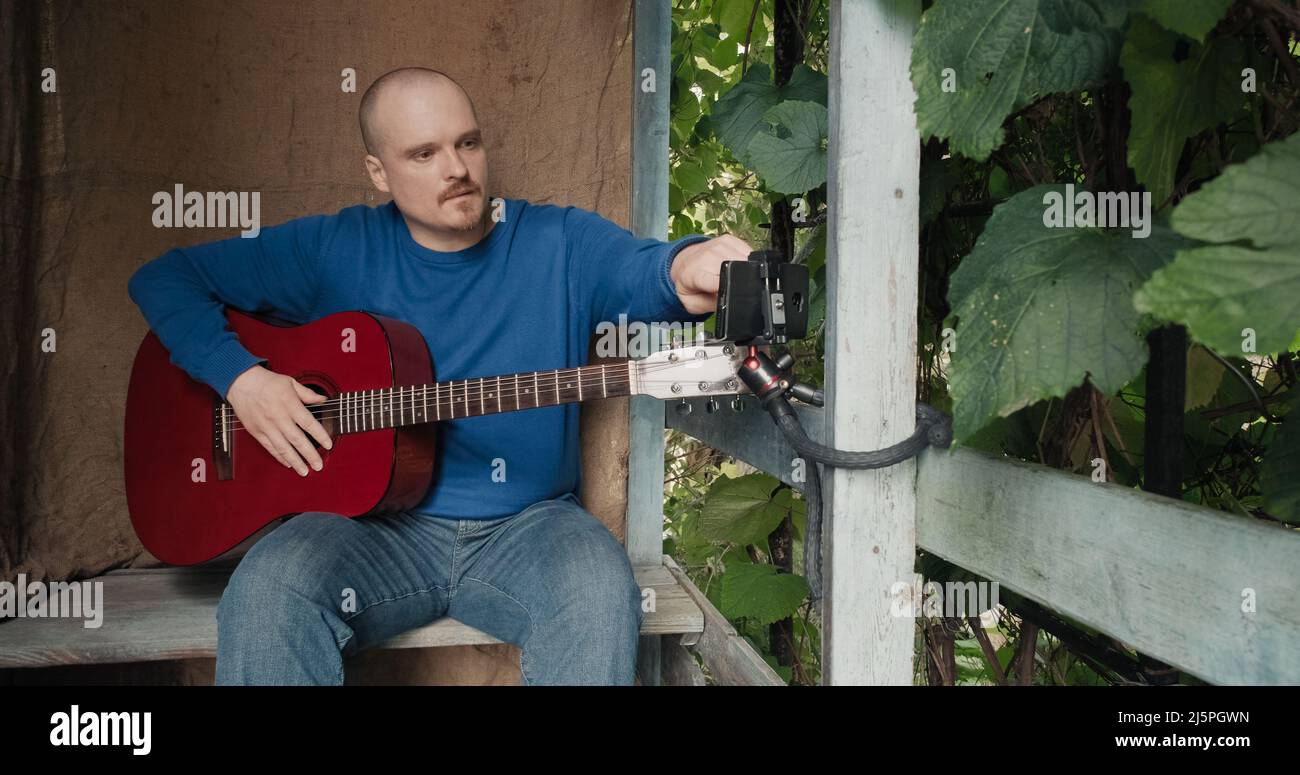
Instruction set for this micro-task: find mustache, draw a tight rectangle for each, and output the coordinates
[443,186,477,202]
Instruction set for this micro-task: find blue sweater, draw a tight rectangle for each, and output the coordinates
[128,197,712,520]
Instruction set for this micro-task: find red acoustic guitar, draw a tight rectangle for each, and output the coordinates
[124,309,746,565]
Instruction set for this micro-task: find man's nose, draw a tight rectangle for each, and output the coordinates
[443,149,469,179]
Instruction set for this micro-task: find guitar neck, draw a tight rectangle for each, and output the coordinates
[331,362,635,435]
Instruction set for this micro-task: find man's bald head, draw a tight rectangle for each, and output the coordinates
[359,66,490,251]
[359,67,478,157]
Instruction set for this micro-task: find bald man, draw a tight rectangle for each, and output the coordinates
[128,66,754,685]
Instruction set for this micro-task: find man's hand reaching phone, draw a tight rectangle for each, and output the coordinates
[670,234,754,314]
[226,365,333,476]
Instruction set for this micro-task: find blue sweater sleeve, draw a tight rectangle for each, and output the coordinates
[563,206,715,330]
[127,214,333,399]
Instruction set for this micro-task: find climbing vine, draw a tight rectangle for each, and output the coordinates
[665,0,1298,685]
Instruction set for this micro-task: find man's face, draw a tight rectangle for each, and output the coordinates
[364,80,488,238]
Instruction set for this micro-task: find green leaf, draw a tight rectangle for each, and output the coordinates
[1134,0,1231,41]
[716,562,809,624]
[674,159,710,199]
[699,473,795,545]
[789,492,806,542]
[1262,395,1300,524]
[911,0,1127,161]
[679,520,718,568]
[746,100,828,195]
[670,213,697,240]
[1101,394,1144,475]
[948,184,1185,439]
[961,402,1044,459]
[1120,14,1247,207]
[1135,133,1300,355]
[710,0,755,43]
[796,220,826,276]
[1137,245,1300,356]
[988,166,1014,198]
[712,35,742,70]
[694,143,719,179]
[693,68,727,98]
[691,23,721,62]
[711,63,827,165]
[1167,132,1300,249]
[1184,345,1224,411]
[778,65,828,106]
[673,75,704,125]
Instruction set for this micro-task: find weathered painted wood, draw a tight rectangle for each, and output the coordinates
[822,0,922,685]
[661,634,708,686]
[662,555,786,686]
[667,397,1300,685]
[667,395,823,489]
[629,0,675,686]
[918,447,1300,685]
[627,0,673,570]
[0,564,702,669]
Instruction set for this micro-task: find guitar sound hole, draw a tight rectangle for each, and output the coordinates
[302,382,338,447]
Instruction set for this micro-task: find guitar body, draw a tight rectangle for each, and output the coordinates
[124,309,437,566]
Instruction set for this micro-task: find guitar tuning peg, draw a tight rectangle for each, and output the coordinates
[675,398,692,416]
[705,397,719,414]
[730,397,745,412]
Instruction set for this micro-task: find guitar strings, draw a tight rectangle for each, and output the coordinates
[306,354,730,414]
[220,353,742,433]
[220,363,732,433]
[220,372,735,433]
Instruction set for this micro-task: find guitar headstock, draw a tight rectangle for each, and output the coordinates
[632,341,750,400]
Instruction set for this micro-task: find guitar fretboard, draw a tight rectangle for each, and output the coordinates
[332,362,633,434]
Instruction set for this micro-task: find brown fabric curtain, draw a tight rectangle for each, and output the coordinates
[1,0,637,684]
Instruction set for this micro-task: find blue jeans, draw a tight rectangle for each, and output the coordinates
[214,492,644,685]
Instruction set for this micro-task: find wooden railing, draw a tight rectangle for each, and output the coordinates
[668,395,1300,684]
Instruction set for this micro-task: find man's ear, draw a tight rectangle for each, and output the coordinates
[364,154,391,193]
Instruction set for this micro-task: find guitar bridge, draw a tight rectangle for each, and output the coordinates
[212,400,234,480]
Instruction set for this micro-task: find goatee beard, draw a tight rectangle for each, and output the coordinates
[453,208,483,232]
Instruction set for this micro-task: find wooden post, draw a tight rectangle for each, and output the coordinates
[628,0,672,686]
[822,0,921,685]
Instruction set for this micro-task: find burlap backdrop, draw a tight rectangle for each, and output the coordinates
[1,0,640,684]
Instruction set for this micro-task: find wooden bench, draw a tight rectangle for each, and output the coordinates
[0,556,706,670]
[0,554,788,685]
